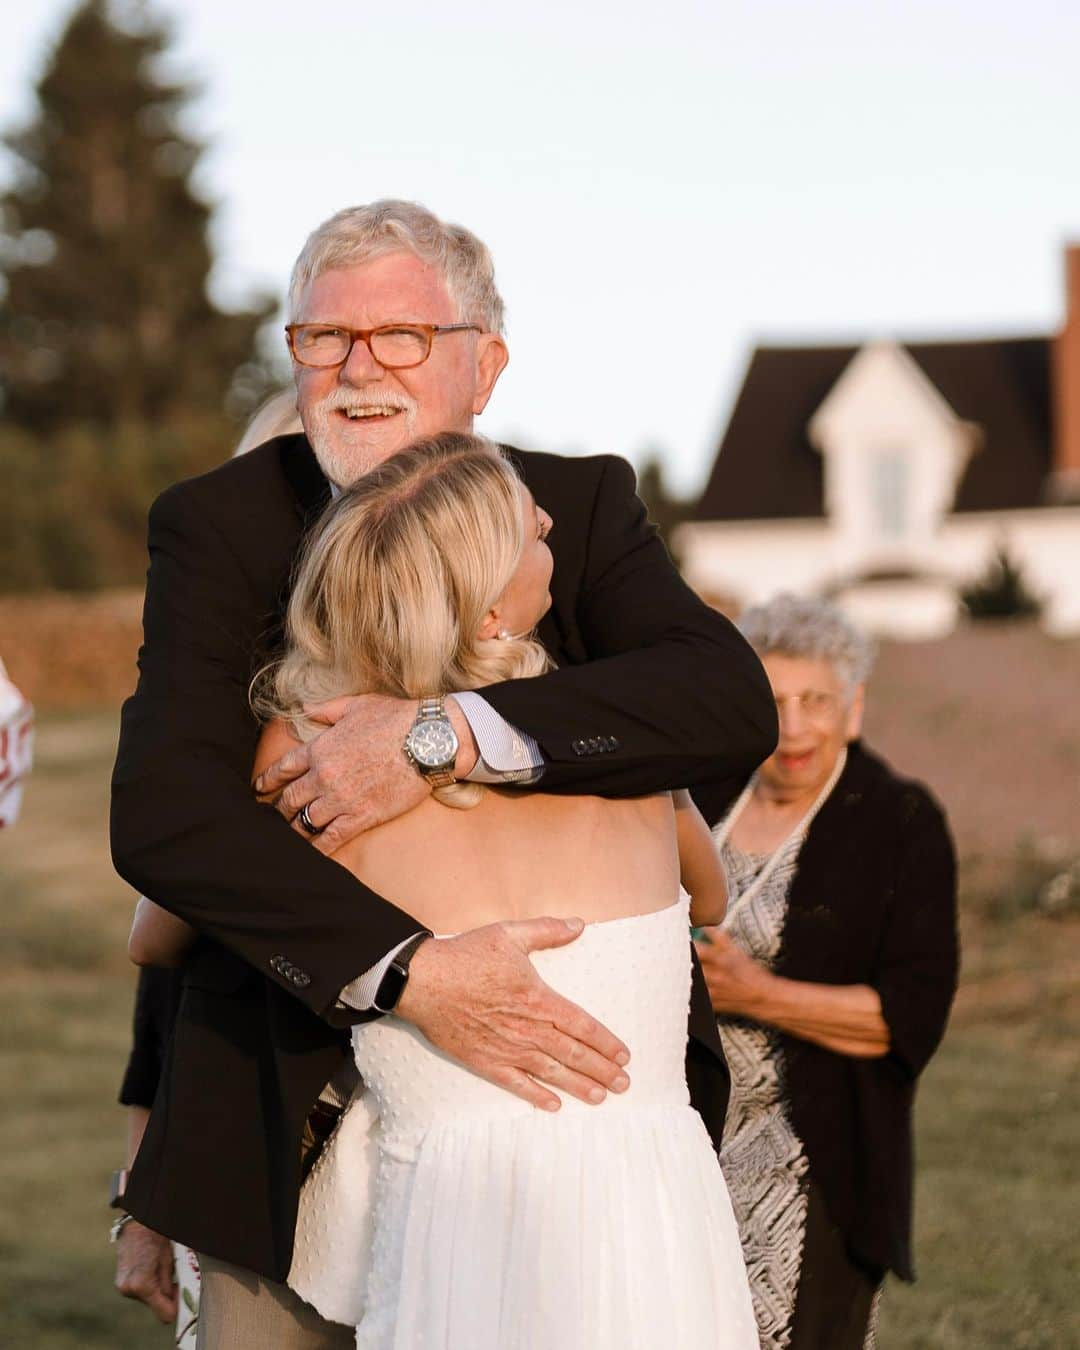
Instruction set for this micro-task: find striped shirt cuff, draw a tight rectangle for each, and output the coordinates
[451,691,544,785]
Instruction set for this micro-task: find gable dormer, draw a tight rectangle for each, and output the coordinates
[808,341,981,566]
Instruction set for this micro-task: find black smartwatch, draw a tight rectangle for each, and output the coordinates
[372,933,431,1014]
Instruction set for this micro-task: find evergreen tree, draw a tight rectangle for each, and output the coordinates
[0,0,274,432]
[960,545,1042,621]
[0,0,279,590]
[637,451,692,563]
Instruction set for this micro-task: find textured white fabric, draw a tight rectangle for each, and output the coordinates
[290,1090,380,1326]
[291,895,757,1348]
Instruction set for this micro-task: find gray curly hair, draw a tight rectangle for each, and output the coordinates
[737,594,876,693]
[288,199,506,335]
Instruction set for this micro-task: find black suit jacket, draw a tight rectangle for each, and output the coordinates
[113,435,777,1280]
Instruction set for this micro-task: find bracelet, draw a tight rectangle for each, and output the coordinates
[109,1213,136,1244]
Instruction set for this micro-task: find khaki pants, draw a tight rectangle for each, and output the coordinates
[195,1252,355,1350]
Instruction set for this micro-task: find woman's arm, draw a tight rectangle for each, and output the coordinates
[128,897,197,968]
[674,790,728,927]
[695,932,891,1058]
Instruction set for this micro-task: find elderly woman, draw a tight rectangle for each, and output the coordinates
[692,594,958,1350]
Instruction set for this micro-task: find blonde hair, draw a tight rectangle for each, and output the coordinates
[255,433,550,807]
[287,199,506,335]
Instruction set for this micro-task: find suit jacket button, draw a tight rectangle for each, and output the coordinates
[270,955,283,973]
[587,738,600,753]
[295,972,311,988]
[607,736,620,751]
[572,739,588,755]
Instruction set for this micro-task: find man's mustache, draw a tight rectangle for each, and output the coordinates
[316,390,418,417]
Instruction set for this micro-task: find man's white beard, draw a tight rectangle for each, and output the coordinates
[303,389,420,487]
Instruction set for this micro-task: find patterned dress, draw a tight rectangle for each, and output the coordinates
[716,840,880,1350]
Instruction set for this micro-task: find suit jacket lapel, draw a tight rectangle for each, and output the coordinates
[277,433,332,527]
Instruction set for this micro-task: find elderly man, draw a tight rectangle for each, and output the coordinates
[110,200,777,1348]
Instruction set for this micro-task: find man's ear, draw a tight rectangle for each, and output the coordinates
[472,334,509,414]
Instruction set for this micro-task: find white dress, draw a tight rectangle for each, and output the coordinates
[289,895,757,1349]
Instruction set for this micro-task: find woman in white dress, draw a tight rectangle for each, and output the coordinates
[131,432,757,1350]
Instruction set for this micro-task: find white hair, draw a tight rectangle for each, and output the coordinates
[737,594,877,692]
[288,199,506,334]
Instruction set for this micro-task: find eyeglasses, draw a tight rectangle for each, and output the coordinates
[773,691,842,723]
[285,322,481,370]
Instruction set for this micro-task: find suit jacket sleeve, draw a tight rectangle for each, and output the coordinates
[110,483,422,1021]
[483,455,777,793]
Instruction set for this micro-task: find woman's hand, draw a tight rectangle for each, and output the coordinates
[695,930,891,1057]
[694,929,769,1015]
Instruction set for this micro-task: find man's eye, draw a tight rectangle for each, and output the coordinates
[299,326,345,346]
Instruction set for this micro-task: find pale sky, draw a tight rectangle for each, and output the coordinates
[4,0,1080,492]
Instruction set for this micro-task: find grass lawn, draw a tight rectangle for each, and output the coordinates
[1,711,1077,1348]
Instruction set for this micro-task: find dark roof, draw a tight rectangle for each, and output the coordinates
[695,336,1054,521]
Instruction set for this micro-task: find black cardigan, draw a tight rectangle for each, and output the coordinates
[694,741,959,1282]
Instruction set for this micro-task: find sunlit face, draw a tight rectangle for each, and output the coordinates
[757,652,864,796]
[292,251,508,487]
[481,484,554,639]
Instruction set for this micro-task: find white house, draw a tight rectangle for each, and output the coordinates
[675,248,1080,638]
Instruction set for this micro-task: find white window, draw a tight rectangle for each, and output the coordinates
[872,447,909,539]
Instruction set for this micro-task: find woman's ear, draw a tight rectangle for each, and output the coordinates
[845,684,866,740]
[477,606,502,641]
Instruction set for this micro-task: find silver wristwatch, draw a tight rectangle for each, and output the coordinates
[403,695,459,789]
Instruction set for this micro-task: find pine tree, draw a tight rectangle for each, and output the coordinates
[637,451,691,563]
[0,0,274,432]
[960,544,1042,621]
[0,0,278,590]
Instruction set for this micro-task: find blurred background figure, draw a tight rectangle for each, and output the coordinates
[693,594,959,1350]
[0,656,33,827]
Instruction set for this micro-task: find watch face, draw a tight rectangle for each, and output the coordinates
[408,718,458,769]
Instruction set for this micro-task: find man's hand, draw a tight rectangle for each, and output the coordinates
[254,694,479,855]
[114,1220,178,1323]
[397,917,632,1112]
[694,928,770,1017]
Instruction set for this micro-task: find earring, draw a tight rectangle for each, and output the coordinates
[497,629,512,641]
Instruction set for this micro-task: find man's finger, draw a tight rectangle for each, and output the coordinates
[302,696,356,726]
[254,744,312,797]
[144,1286,178,1324]
[539,988,631,1067]
[487,1065,562,1113]
[116,1252,178,1322]
[506,915,586,955]
[278,774,320,822]
[532,1025,631,1096]
[309,814,366,855]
